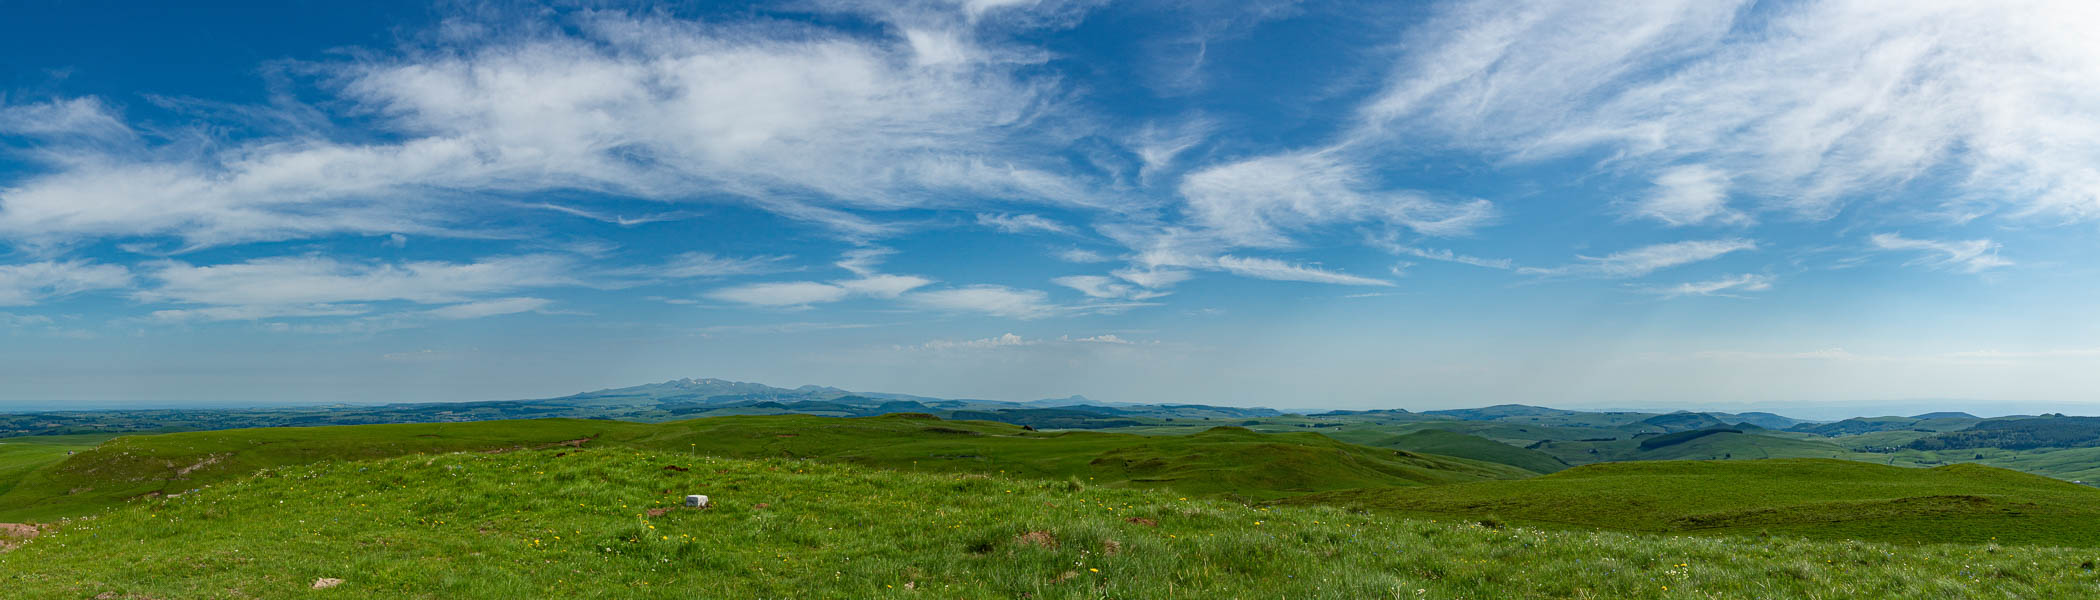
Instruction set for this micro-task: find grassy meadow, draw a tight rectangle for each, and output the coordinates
[0,415,1531,522]
[7,448,2100,599]
[1291,458,2100,546]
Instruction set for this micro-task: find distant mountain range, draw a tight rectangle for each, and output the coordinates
[1,377,2080,446]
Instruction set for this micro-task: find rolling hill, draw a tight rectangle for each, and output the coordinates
[0,415,1532,521]
[1289,459,2100,546]
[1366,430,1569,473]
[1,449,2093,599]
[1905,416,2100,450]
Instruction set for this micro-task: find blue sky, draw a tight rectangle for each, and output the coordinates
[3,0,2098,416]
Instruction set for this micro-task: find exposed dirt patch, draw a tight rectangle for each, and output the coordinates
[1101,539,1123,555]
[663,465,689,472]
[536,438,593,450]
[1053,570,1079,583]
[1,523,41,552]
[1016,530,1058,549]
[312,578,345,590]
[175,454,225,477]
[752,503,770,510]
[1125,517,1159,527]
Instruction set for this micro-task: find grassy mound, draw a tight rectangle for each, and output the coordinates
[0,415,1531,521]
[1367,430,1568,473]
[1289,459,2100,546]
[3,449,2097,599]
[0,434,120,501]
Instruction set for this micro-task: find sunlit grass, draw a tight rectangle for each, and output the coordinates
[5,448,2098,599]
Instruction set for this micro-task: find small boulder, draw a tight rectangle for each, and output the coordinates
[312,578,344,590]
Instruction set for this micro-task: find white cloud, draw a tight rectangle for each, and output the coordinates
[0,313,55,327]
[1111,267,1193,290]
[422,297,553,320]
[1055,248,1113,263]
[1054,275,1132,299]
[1521,238,1756,278]
[653,253,790,279]
[1364,233,1514,269]
[0,97,135,142]
[836,248,895,277]
[837,274,936,298]
[706,250,933,308]
[914,332,1034,350]
[0,261,131,306]
[1629,165,1748,226]
[707,281,856,307]
[0,10,1100,248]
[1177,150,1496,248]
[1869,233,2011,273]
[1128,117,1213,184]
[151,304,373,323]
[1364,0,2100,223]
[1641,273,1773,298]
[136,254,575,320]
[908,285,1057,319]
[976,213,1072,235]
[1214,255,1393,286]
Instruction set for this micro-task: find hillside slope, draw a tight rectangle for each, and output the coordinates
[3,450,2094,599]
[0,415,1531,521]
[1289,459,2100,546]
[1366,430,1569,473]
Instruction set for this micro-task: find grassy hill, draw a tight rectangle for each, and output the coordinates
[1289,459,2100,546]
[1525,431,1863,464]
[0,415,1531,521]
[2,450,2096,599]
[0,434,122,502]
[1906,416,2100,451]
[1366,430,1569,473]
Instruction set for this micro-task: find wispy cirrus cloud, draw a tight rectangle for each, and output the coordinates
[908,285,1058,319]
[1869,233,2011,273]
[0,7,1101,249]
[1626,165,1749,227]
[1214,255,1393,286]
[1176,150,1496,248]
[976,213,1072,235]
[1051,275,1165,300]
[0,260,131,306]
[1362,0,2100,224]
[137,254,576,321]
[1521,238,1756,279]
[1639,273,1773,298]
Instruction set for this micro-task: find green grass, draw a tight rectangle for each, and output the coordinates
[1364,430,1569,473]
[5,449,2099,599]
[1528,431,1868,465]
[1289,459,2100,547]
[0,415,1531,521]
[0,435,123,501]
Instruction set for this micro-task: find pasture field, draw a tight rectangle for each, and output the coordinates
[1291,458,2100,546]
[6,449,2100,599]
[0,415,1531,521]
